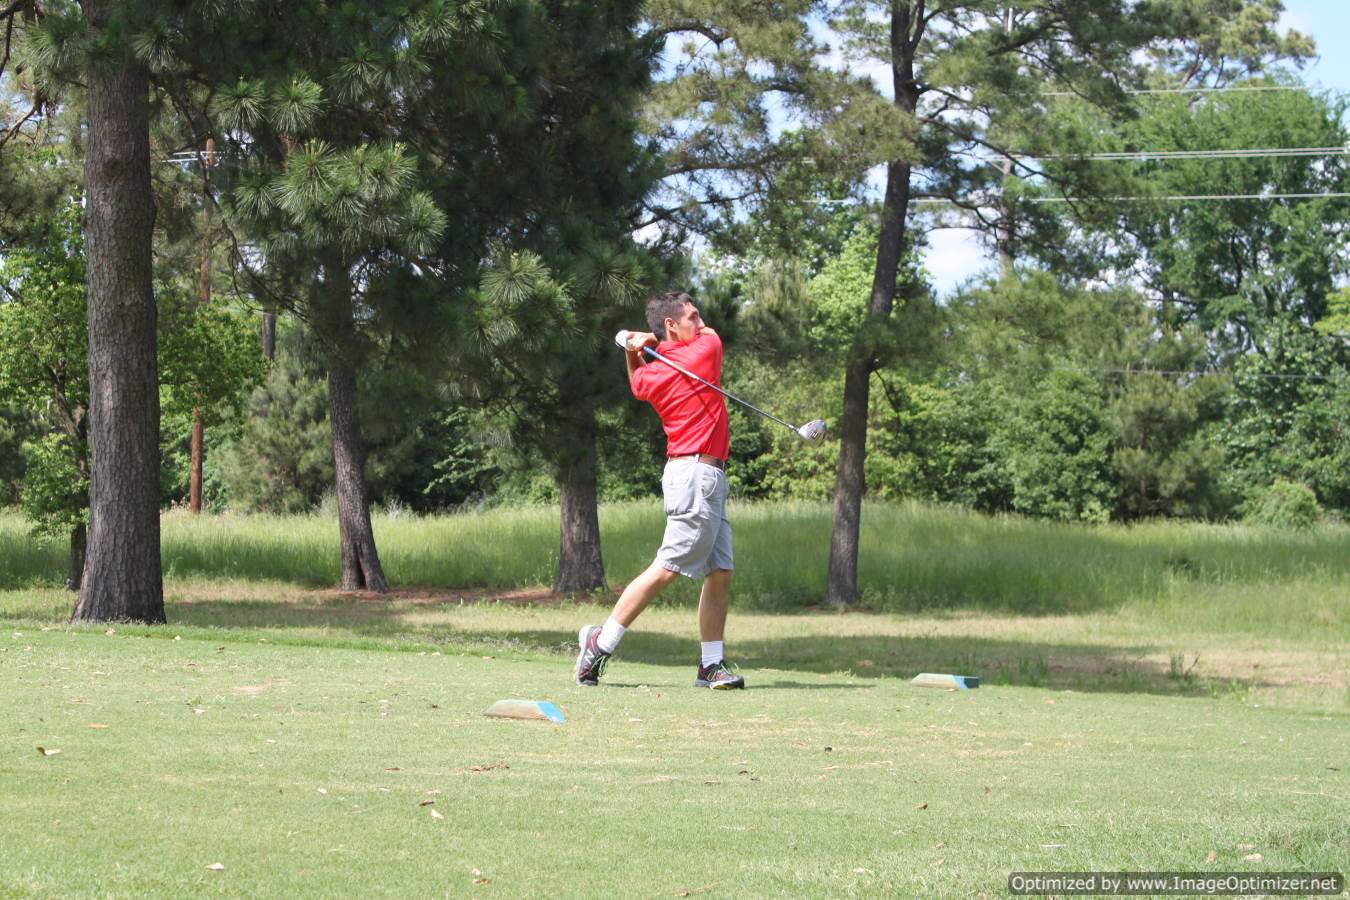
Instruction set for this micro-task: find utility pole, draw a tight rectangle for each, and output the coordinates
[189,136,214,514]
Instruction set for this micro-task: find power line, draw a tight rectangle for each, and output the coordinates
[1001,363,1340,383]
[1019,191,1350,204]
[895,191,1350,206]
[759,191,1350,207]
[1040,85,1312,97]
[977,146,1350,163]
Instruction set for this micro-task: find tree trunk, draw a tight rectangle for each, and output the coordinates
[189,404,203,513]
[260,308,277,360]
[996,7,1016,279]
[72,0,165,624]
[998,155,1015,279]
[825,359,872,605]
[320,268,387,593]
[67,521,86,591]
[554,401,606,593]
[824,3,920,606]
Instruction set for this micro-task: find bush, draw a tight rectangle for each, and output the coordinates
[994,371,1115,524]
[1242,479,1321,529]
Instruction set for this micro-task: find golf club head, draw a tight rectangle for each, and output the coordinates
[613,329,631,350]
[797,419,827,441]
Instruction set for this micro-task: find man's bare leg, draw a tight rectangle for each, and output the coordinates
[694,568,743,687]
[697,568,732,641]
[612,559,681,627]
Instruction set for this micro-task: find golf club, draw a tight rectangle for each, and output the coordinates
[615,331,827,441]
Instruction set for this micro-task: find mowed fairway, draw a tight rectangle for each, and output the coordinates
[1,503,1348,896]
[2,621,1347,898]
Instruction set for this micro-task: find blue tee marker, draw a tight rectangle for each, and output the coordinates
[911,673,980,690]
[484,699,566,723]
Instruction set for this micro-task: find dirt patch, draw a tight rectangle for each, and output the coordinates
[168,580,616,608]
[314,585,606,607]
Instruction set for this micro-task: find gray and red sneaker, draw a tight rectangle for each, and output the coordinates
[574,625,611,686]
[695,660,745,690]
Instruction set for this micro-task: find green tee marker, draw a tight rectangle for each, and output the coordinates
[911,673,980,690]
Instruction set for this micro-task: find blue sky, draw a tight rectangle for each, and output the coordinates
[923,0,1350,294]
[1282,0,1350,95]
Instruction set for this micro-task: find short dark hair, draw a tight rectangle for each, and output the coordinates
[646,291,695,340]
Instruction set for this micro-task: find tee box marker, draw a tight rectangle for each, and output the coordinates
[484,699,566,723]
[911,673,980,690]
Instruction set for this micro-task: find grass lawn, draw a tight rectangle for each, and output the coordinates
[1,503,1347,895]
[3,624,1347,898]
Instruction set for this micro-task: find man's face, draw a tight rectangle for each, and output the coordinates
[665,302,703,342]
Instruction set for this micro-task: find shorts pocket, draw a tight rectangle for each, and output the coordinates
[662,469,698,516]
[699,467,726,501]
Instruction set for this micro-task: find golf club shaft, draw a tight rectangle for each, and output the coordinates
[641,346,802,435]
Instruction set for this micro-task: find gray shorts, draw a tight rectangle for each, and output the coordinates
[656,458,733,579]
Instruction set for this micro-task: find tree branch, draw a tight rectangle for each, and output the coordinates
[0,100,42,152]
[647,21,730,45]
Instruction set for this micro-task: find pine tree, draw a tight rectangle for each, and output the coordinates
[198,3,476,591]
[457,0,662,592]
[71,0,164,622]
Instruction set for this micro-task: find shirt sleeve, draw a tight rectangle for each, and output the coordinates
[630,361,654,400]
[683,332,722,381]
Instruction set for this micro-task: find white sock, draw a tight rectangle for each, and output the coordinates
[701,640,724,668]
[598,617,626,654]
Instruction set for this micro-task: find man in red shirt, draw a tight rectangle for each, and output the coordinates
[575,291,745,689]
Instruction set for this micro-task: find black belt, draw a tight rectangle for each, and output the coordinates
[668,453,725,470]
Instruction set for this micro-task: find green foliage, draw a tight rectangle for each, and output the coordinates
[457,0,664,517]
[1077,84,1349,353]
[0,406,32,506]
[868,379,1011,511]
[708,135,874,279]
[215,337,334,514]
[412,407,501,510]
[805,223,938,370]
[0,202,89,539]
[1241,478,1321,529]
[720,260,811,366]
[1316,288,1350,340]
[1219,321,1350,512]
[1107,331,1233,520]
[157,288,268,427]
[213,327,505,514]
[808,225,879,351]
[237,140,444,259]
[994,371,1115,524]
[18,433,87,538]
[0,205,89,417]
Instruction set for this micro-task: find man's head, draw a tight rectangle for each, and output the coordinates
[646,290,702,342]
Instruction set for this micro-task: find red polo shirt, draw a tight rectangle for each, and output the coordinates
[630,331,730,460]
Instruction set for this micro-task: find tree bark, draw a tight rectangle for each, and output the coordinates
[67,521,86,591]
[260,308,277,360]
[321,267,387,593]
[996,7,1015,279]
[998,155,1015,279]
[824,3,920,606]
[189,404,203,512]
[72,0,165,624]
[554,400,606,593]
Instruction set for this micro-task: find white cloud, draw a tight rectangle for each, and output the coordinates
[922,227,994,296]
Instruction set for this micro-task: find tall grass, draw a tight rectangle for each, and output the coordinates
[2,502,1347,622]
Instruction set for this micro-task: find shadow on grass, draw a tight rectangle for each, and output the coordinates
[164,598,1261,701]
